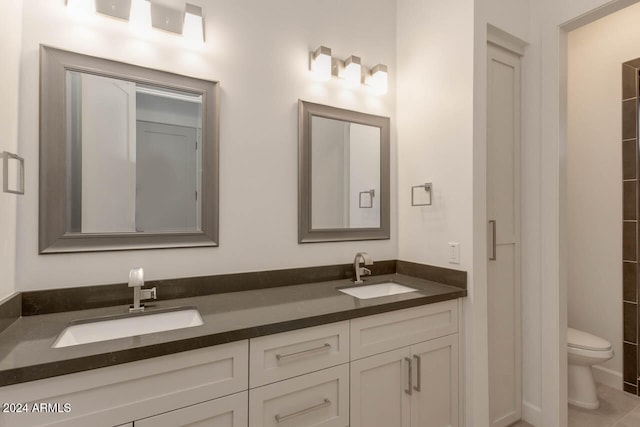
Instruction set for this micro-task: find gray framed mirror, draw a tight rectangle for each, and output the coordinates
[298,100,390,243]
[39,46,219,253]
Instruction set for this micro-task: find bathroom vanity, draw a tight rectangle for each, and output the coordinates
[0,271,465,427]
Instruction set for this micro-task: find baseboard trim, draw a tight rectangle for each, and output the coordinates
[522,401,541,426]
[593,365,622,390]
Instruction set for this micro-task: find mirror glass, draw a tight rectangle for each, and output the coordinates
[311,116,380,229]
[65,71,203,234]
[40,46,219,253]
[299,101,390,243]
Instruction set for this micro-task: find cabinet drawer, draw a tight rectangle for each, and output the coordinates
[1,340,249,427]
[135,391,248,427]
[249,364,349,427]
[249,321,349,388]
[351,300,458,360]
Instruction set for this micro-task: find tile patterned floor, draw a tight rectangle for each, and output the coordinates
[569,384,640,427]
[509,384,640,427]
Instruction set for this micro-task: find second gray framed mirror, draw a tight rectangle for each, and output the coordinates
[298,100,390,243]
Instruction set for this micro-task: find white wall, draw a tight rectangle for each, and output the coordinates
[396,0,479,424]
[15,0,397,290]
[566,3,640,388]
[0,1,23,301]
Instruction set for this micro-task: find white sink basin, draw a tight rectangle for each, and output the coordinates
[339,282,418,299]
[53,307,203,348]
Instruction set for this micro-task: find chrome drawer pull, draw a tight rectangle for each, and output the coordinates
[274,398,331,423]
[413,354,421,392]
[276,343,332,361]
[489,220,497,261]
[405,357,413,395]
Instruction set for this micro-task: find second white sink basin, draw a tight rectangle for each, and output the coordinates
[339,282,418,299]
[53,307,203,348]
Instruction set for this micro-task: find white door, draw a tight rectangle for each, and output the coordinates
[487,43,522,427]
[134,391,247,427]
[350,347,411,427]
[411,335,459,427]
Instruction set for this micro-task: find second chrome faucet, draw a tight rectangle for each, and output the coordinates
[353,252,373,284]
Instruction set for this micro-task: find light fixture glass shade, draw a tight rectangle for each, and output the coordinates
[130,0,151,33]
[66,0,96,15]
[183,4,205,43]
[366,64,388,94]
[342,56,362,88]
[310,46,332,81]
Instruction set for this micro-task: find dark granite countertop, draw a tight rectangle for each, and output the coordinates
[0,273,466,387]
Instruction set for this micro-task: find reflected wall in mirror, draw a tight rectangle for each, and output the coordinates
[299,101,390,243]
[40,46,219,253]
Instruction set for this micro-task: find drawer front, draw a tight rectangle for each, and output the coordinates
[249,364,349,427]
[350,300,458,360]
[135,391,248,427]
[249,321,349,388]
[0,340,249,427]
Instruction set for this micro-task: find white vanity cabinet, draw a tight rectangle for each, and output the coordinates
[350,301,460,427]
[0,299,462,427]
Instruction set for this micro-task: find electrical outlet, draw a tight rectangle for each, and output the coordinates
[448,242,460,264]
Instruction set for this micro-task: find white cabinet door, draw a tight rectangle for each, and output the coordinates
[134,391,247,427]
[410,335,459,427]
[249,364,349,427]
[350,347,411,427]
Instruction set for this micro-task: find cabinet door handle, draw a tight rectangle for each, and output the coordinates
[413,354,421,392]
[489,220,497,260]
[275,343,331,361]
[405,357,413,395]
[274,398,331,423]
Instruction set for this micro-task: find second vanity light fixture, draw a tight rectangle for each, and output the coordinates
[310,46,389,95]
[66,0,205,43]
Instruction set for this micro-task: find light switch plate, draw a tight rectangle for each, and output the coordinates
[448,242,460,264]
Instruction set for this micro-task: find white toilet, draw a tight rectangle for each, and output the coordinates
[567,327,614,409]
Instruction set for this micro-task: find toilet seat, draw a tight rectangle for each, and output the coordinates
[568,327,611,351]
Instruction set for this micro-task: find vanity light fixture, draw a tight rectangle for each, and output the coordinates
[65,0,96,14]
[129,0,152,32]
[67,0,205,43]
[332,55,362,88]
[309,46,388,95]
[95,0,131,20]
[365,64,389,94]
[183,4,205,43]
[310,46,333,81]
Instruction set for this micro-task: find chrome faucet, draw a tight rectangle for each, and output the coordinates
[353,252,374,284]
[128,267,157,313]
